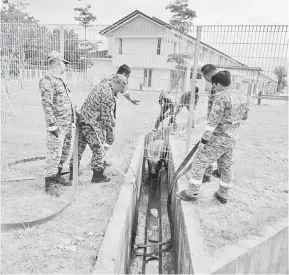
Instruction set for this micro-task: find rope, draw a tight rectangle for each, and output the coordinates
[1,126,80,232]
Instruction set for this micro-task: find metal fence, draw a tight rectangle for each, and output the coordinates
[1,23,288,169]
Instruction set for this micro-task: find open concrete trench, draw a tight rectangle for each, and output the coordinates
[129,159,175,274]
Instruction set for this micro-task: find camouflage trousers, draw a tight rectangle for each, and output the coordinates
[155,104,176,130]
[70,122,105,172]
[45,124,72,177]
[187,136,234,199]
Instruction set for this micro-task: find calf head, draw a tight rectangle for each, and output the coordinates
[147,139,168,179]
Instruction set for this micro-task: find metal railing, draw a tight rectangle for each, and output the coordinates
[1,23,288,168]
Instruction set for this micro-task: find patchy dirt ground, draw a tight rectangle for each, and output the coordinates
[174,103,288,255]
[1,82,206,274]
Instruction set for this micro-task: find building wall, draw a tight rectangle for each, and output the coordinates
[112,37,173,69]
[101,14,278,95]
[87,59,115,84]
[129,68,171,91]
[109,15,167,37]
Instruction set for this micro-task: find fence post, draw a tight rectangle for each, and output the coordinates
[60,25,64,57]
[185,26,202,154]
[253,70,260,98]
[258,91,262,105]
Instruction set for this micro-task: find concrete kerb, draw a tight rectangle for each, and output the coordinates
[209,219,288,274]
[168,137,211,274]
[93,136,145,274]
[169,136,288,274]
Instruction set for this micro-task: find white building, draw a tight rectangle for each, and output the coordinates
[87,10,276,94]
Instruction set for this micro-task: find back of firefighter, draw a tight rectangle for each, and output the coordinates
[174,87,199,117]
[69,74,127,183]
[39,51,75,197]
[176,70,249,204]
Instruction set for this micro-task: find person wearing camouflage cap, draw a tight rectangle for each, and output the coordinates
[39,51,75,197]
[100,64,140,120]
[69,73,127,183]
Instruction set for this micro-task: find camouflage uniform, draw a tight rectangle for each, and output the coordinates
[99,74,129,120]
[155,92,175,130]
[174,91,199,118]
[187,89,249,199]
[70,79,116,171]
[202,87,218,178]
[39,70,75,177]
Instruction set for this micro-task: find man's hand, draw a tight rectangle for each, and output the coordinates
[104,143,110,151]
[48,125,60,138]
[131,99,140,105]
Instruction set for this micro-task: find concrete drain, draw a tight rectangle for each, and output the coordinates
[129,168,175,274]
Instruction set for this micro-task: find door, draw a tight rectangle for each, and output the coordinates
[144,69,152,87]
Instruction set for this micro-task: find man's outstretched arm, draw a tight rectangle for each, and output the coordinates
[123,90,140,105]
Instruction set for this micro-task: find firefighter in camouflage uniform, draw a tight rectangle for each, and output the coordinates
[200,64,220,183]
[69,74,127,183]
[176,70,249,204]
[39,51,75,197]
[174,87,200,118]
[98,64,139,167]
[154,90,175,131]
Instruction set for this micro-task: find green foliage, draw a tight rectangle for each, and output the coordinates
[165,0,196,34]
[167,53,192,66]
[274,66,288,91]
[1,1,101,76]
[74,4,97,27]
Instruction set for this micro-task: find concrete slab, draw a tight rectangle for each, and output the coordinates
[168,135,288,274]
[92,136,145,274]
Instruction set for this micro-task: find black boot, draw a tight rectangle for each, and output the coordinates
[55,169,71,186]
[45,176,61,197]
[91,169,111,184]
[213,192,228,204]
[202,174,211,183]
[175,190,198,202]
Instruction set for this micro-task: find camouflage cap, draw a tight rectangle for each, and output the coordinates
[112,73,127,89]
[47,51,70,64]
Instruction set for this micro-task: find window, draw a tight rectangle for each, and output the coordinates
[173,42,176,54]
[119,38,122,54]
[190,70,202,80]
[157,38,161,55]
[144,69,153,87]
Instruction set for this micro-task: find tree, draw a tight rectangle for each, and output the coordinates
[274,66,288,92]
[165,0,196,93]
[166,0,196,34]
[74,3,97,73]
[1,1,41,78]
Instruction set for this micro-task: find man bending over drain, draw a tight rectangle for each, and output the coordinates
[69,74,127,183]
[176,70,249,204]
[173,87,199,130]
[153,91,175,131]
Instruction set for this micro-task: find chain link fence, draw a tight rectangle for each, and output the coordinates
[1,23,288,171]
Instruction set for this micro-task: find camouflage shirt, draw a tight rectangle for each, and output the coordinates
[80,80,116,144]
[202,89,249,143]
[159,92,174,108]
[100,74,129,119]
[179,92,199,109]
[207,87,217,119]
[39,70,74,127]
